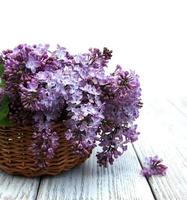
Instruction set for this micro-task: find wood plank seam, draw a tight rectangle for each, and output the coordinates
[34,177,42,200]
[132,144,157,200]
[132,99,187,199]
[167,99,187,118]
[35,146,156,200]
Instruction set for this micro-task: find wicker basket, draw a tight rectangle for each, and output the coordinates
[0,123,91,177]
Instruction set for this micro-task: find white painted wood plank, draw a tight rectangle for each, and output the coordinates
[134,97,187,199]
[37,145,155,200]
[167,96,187,118]
[0,171,40,200]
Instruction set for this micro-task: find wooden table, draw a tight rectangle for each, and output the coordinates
[0,97,187,200]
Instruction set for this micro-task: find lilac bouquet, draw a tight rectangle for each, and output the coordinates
[0,44,142,168]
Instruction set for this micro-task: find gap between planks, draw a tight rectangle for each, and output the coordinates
[133,97,187,199]
[3,97,186,200]
[0,171,40,200]
[35,177,42,200]
[132,143,157,200]
[35,146,155,200]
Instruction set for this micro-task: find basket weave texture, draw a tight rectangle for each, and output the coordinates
[0,123,91,177]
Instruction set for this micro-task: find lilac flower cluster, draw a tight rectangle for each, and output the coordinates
[31,119,59,168]
[97,66,142,166]
[141,156,168,178]
[0,44,142,168]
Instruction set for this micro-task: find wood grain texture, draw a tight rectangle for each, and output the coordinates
[134,97,187,200]
[0,171,40,200]
[2,97,187,200]
[167,96,187,118]
[36,145,155,200]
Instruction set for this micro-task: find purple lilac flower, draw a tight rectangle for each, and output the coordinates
[8,100,33,125]
[31,125,59,168]
[1,44,62,167]
[96,65,142,167]
[1,44,142,168]
[141,156,168,178]
[53,45,67,61]
[30,113,59,168]
[124,125,140,142]
[62,48,109,156]
[35,70,66,111]
[26,57,40,73]
[3,44,59,89]
[19,78,41,111]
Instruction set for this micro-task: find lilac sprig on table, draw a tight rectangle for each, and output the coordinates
[0,44,142,168]
[141,156,168,178]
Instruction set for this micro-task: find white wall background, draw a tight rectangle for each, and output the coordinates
[0,0,186,100]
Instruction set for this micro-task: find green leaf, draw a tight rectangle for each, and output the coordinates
[0,61,13,127]
[0,63,4,77]
[0,117,13,126]
[1,95,9,104]
[0,62,5,88]
[0,96,12,126]
[0,78,5,87]
[0,95,9,107]
[0,103,9,120]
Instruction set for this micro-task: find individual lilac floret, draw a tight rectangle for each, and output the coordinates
[141,156,168,178]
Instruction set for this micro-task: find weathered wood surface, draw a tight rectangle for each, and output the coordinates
[0,171,40,200]
[0,97,187,200]
[134,98,187,199]
[36,146,154,200]
[167,96,187,118]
